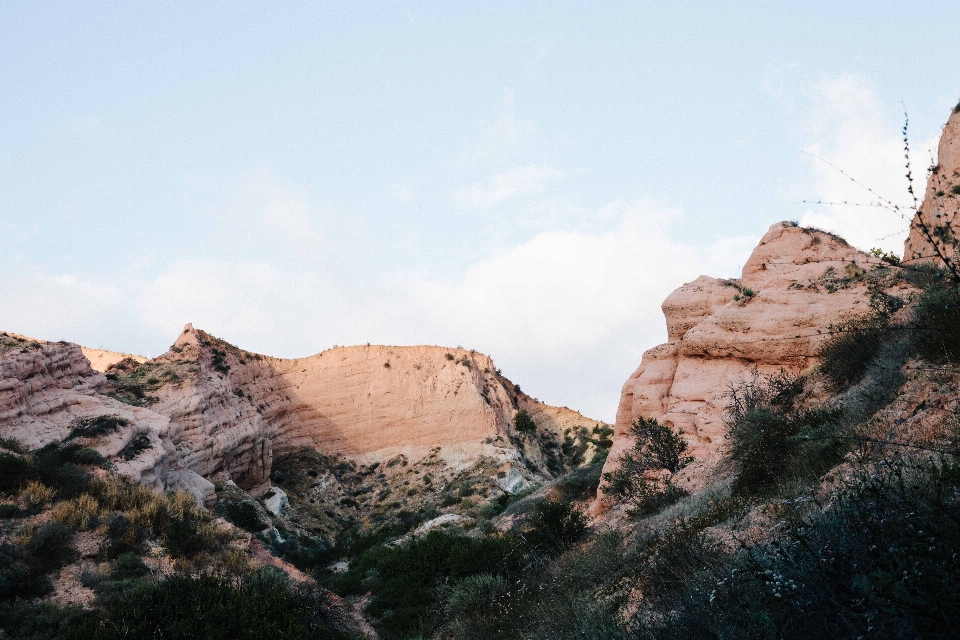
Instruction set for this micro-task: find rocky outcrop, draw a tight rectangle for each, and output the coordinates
[595,222,916,512]
[80,347,146,372]
[1,326,602,503]
[141,326,595,491]
[903,107,960,267]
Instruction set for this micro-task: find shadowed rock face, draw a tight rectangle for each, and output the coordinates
[904,107,960,268]
[148,326,594,491]
[593,222,917,513]
[0,326,599,501]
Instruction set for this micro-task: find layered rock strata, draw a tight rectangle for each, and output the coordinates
[595,222,916,511]
[0,327,599,502]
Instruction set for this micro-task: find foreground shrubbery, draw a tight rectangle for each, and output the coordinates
[636,455,960,639]
[0,569,350,640]
[602,418,692,516]
[320,498,590,640]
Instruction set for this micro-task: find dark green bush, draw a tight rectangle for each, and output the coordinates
[64,446,108,467]
[0,503,19,518]
[514,409,536,434]
[326,530,520,639]
[104,513,147,558]
[602,418,692,516]
[526,500,587,555]
[0,453,31,492]
[31,444,93,498]
[0,543,52,601]
[1,569,348,640]
[728,406,844,496]
[648,456,960,639]
[67,415,129,440]
[224,500,268,532]
[818,313,891,389]
[111,553,151,580]
[0,601,86,640]
[118,433,151,460]
[22,522,77,573]
[912,282,960,363]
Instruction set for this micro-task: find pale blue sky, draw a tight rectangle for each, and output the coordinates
[2,2,959,421]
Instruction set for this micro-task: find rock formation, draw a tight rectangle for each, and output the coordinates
[80,347,146,372]
[903,106,960,268]
[595,222,917,511]
[0,326,600,505]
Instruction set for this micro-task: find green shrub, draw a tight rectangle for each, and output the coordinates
[514,409,536,434]
[818,313,891,389]
[111,553,151,580]
[62,445,108,467]
[912,282,960,363]
[0,453,31,492]
[326,529,519,639]
[0,437,25,454]
[602,418,692,517]
[728,406,844,496]
[442,573,513,639]
[0,543,52,601]
[2,569,348,640]
[224,500,268,532]
[20,522,77,574]
[0,601,86,639]
[67,415,129,440]
[118,433,151,461]
[31,444,93,498]
[648,456,960,639]
[526,500,587,555]
[103,513,147,558]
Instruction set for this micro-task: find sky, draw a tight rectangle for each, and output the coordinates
[2,2,959,422]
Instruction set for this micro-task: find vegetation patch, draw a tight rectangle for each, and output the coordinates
[602,417,692,517]
[0,569,351,640]
[103,359,194,406]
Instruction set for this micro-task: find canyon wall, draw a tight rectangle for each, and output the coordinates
[0,326,598,501]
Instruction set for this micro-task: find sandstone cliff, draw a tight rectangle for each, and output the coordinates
[903,106,960,267]
[595,222,917,511]
[0,327,600,505]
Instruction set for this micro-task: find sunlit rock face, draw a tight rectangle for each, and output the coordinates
[903,108,960,269]
[1,325,600,502]
[593,221,916,513]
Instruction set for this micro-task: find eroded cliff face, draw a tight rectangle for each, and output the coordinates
[903,107,960,267]
[0,333,213,502]
[169,327,597,485]
[0,326,600,504]
[595,222,917,512]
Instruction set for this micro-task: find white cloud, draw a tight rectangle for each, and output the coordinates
[0,266,123,343]
[453,165,564,207]
[800,74,939,254]
[416,202,755,355]
[135,258,434,357]
[137,259,329,352]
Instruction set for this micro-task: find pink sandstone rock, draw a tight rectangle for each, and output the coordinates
[904,107,960,267]
[1,326,601,504]
[80,347,147,372]
[593,222,916,514]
